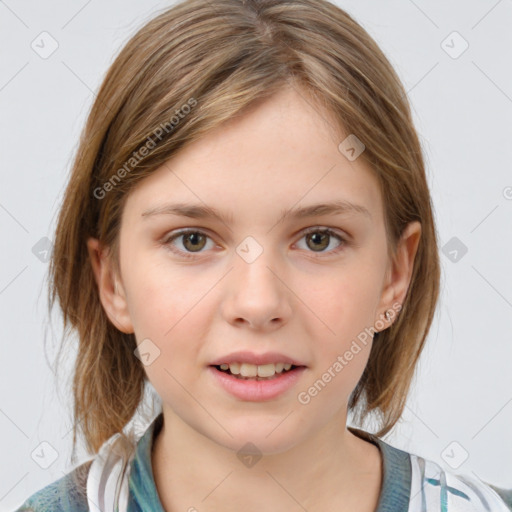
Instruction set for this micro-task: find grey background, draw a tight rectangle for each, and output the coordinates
[1,0,511,510]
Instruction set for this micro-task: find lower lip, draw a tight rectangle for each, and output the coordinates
[208,366,307,401]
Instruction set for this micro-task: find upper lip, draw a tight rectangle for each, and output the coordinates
[210,350,307,367]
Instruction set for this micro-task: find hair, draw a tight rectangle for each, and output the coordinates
[47,0,441,460]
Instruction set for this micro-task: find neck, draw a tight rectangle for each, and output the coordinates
[151,408,382,512]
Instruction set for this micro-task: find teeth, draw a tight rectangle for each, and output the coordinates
[229,362,241,375]
[257,363,275,378]
[240,363,258,377]
[219,362,295,378]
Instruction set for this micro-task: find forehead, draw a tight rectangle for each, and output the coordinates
[124,86,384,226]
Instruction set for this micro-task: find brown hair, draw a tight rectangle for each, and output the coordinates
[48,0,440,459]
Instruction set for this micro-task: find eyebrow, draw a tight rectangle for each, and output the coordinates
[141,199,372,225]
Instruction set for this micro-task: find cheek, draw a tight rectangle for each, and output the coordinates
[305,267,383,339]
[299,265,383,387]
[124,265,211,407]
[123,256,208,338]
[121,261,217,399]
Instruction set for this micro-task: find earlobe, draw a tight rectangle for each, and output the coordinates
[86,237,134,334]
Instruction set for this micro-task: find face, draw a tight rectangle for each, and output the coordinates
[89,85,420,455]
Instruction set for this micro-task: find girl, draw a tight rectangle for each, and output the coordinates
[15,0,511,510]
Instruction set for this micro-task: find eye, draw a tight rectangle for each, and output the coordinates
[163,227,348,259]
[163,229,215,259]
[295,227,347,255]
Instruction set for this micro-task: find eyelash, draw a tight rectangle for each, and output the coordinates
[162,227,348,260]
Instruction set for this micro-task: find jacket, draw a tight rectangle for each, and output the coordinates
[14,413,512,511]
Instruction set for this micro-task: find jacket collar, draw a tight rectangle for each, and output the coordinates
[348,426,411,512]
[128,414,411,512]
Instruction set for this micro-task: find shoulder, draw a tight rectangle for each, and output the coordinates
[13,460,92,512]
[409,452,512,511]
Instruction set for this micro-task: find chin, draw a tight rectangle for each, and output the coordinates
[207,418,306,457]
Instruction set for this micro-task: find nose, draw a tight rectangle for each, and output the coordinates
[220,244,293,330]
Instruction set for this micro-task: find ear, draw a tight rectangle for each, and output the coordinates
[86,237,134,334]
[376,221,421,329]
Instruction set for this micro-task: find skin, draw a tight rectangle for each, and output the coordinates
[88,84,421,512]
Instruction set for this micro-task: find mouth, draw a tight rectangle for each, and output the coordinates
[210,362,303,381]
[208,360,307,401]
